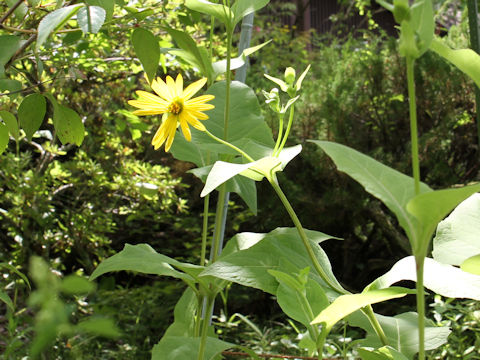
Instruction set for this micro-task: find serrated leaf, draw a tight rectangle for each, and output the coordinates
[368,256,480,300]
[132,28,159,84]
[36,5,83,50]
[0,111,19,141]
[311,287,414,331]
[18,93,46,141]
[77,6,106,34]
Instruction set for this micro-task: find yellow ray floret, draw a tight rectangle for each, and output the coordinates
[128,74,215,151]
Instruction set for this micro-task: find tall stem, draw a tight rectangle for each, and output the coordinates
[415,255,426,360]
[276,104,295,156]
[200,194,210,267]
[211,185,228,263]
[223,28,233,140]
[406,57,420,195]
[197,296,215,360]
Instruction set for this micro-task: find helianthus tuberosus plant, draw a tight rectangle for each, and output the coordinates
[4,0,480,359]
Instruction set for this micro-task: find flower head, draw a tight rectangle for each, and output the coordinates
[128,74,215,151]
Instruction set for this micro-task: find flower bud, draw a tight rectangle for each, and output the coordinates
[284,67,296,85]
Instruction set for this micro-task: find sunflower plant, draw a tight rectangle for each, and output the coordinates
[20,0,480,359]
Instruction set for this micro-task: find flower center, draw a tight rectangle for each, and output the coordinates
[168,98,183,115]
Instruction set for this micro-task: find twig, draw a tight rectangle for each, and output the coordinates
[0,0,25,25]
[221,351,341,360]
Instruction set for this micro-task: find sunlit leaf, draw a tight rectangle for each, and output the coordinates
[0,35,21,77]
[185,0,233,29]
[0,111,18,141]
[311,287,413,331]
[77,5,106,34]
[132,28,160,84]
[231,0,269,27]
[52,102,85,146]
[36,5,83,50]
[86,0,115,21]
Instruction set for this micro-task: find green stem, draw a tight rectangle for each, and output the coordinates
[194,295,203,337]
[275,104,295,156]
[204,129,255,162]
[406,56,420,195]
[200,194,210,267]
[415,255,426,360]
[223,29,233,139]
[211,184,228,263]
[197,296,215,360]
[269,179,345,294]
[273,113,284,154]
[363,305,389,346]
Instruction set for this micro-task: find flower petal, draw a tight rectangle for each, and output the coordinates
[183,111,206,131]
[132,109,164,116]
[176,74,183,97]
[185,94,215,105]
[136,90,168,105]
[179,114,192,141]
[166,76,177,97]
[164,117,178,151]
[188,110,209,120]
[152,121,169,150]
[183,77,207,100]
[151,77,174,101]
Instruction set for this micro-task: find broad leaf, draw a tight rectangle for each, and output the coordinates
[407,184,480,256]
[358,346,410,360]
[90,244,200,282]
[433,193,480,266]
[132,28,160,83]
[185,0,233,29]
[152,336,233,360]
[0,79,22,95]
[163,288,197,337]
[0,111,19,141]
[0,35,21,77]
[367,256,480,300]
[36,5,83,50]
[77,5,106,34]
[86,0,115,21]
[311,287,414,331]
[18,93,46,141]
[430,37,480,88]
[6,0,27,19]
[231,0,270,27]
[312,140,431,247]
[0,123,8,155]
[349,311,450,359]
[201,227,343,296]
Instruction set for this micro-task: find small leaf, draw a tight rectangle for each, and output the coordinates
[18,93,46,141]
[132,28,159,84]
[0,111,19,141]
[6,0,27,19]
[0,79,22,95]
[0,290,14,311]
[0,35,22,77]
[77,5,106,34]
[311,287,414,331]
[52,103,85,146]
[430,37,480,88]
[36,5,83,50]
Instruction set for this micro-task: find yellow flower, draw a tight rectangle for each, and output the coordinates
[128,74,215,151]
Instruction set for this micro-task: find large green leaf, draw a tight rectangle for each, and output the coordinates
[432,193,480,266]
[430,37,480,88]
[311,287,414,331]
[231,0,270,27]
[201,227,343,296]
[406,184,480,255]
[185,0,233,29]
[151,336,233,360]
[18,93,46,141]
[77,5,106,34]
[163,288,197,338]
[90,244,201,282]
[349,311,450,359]
[0,111,19,141]
[367,256,480,300]
[86,0,115,21]
[0,35,21,77]
[36,5,83,50]
[312,140,431,247]
[358,346,410,360]
[131,28,160,83]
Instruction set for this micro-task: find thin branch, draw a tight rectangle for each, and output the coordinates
[1,23,82,33]
[0,0,25,25]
